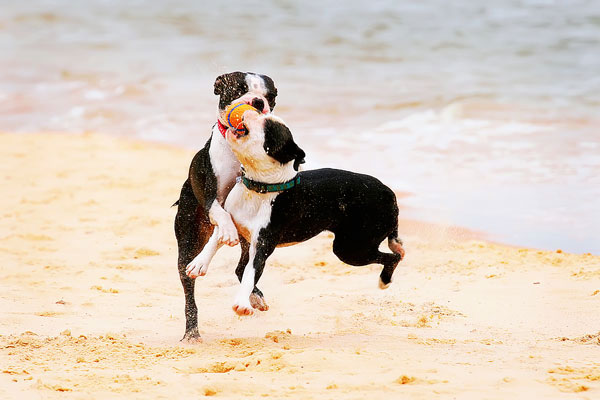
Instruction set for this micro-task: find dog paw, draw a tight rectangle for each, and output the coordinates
[378,277,391,290]
[217,223,239,247]
[180,328,202,343]
[186,257,209,279]
[249,293,269,311]
[232,298,254,316]
[389,238,405,260]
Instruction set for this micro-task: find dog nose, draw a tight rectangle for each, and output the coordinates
[251,98,264,112]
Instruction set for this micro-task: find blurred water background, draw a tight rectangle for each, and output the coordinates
[1,0,599,253]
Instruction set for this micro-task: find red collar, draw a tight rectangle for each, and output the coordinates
[217,120,228,138]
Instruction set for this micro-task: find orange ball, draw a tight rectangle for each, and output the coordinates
[224,103,259,131]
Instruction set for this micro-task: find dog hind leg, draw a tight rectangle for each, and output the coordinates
[379,226,405,288]
[331,231,402,290]
[377,251,402,290]
[175,179,213,341]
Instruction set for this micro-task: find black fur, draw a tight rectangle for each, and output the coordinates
[214,72,248,110]
[259,75,277,110]
[263,119,305,170]
[174,138,217,341]
[238,168,404,301]
[174,72,277,341]
[214,71,277,111]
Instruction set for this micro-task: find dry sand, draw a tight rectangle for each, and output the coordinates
[1,132,599,399]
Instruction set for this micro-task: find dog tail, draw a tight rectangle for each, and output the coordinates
[171,200,179,207]
[387,226,405,260]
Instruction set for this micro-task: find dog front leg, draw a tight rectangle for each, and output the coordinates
[232,245,256,316]
[186,229,222,278]
[232,235,276,316]
[235,238,269,312]
[208,202,239,246]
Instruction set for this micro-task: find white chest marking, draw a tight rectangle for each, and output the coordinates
[208,127,241,203]
[206,127,242,247]
[224,183,278,241]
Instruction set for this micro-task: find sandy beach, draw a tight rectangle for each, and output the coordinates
[1,132,599,399]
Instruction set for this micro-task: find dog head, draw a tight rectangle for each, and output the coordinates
[214,72,277,122]
[226,111,305,179]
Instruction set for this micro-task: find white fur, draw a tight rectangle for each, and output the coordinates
[186,229,222,278]
[232,244,256,314]
[207,125,240,246]
[225,113,298,315]
[209,127,240,203]
[225,183,279,315]
[245,74,267,96]
[186,74,274,279]
[190,112,297,315]
[227,113,296,183]
[216,74,270,124]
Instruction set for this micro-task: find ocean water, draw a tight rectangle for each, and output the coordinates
[1,0,599,253]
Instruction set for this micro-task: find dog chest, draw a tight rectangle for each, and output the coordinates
[225,184,277,240]
[209,131,241,203]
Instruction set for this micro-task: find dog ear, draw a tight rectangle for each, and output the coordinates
[292,146,305,171]
[263,119,305,170]
[214,74,226,95]
[214,71,247,96]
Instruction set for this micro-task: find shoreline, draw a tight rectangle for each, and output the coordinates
[1,131,599,399]
[7,123,598,256]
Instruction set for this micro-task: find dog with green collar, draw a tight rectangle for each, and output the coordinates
[186,111,405,316]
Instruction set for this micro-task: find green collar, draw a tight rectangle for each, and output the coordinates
[241,174,301,193]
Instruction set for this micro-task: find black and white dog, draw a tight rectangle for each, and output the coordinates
[174,71,277,341]
[185,110,405,316]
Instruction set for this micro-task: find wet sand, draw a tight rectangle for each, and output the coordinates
[1,132,599,399]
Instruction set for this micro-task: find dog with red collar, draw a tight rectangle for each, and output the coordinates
[174,71,277,341]
[186,110,405,316]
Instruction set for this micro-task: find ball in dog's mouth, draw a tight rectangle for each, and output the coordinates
[224,103,259,133]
